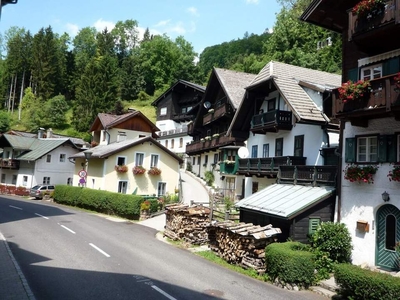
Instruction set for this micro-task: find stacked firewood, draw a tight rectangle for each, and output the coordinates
[208,221,281,274]
[163,204,211,245]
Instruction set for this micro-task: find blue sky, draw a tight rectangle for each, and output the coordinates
[0,0,281,55]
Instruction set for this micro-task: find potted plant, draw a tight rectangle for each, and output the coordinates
[208,108,214,113]
[338,80,371,103]
[223,159,236,165]
[352,0,386,18]
[388,165,400,182]
[212,133,220,139]
[115,164,128,173]
[205,136,211,141]
[133,165,146,175]
[148,167,162,176]
[344,164,378,184]
[200,138,205,142]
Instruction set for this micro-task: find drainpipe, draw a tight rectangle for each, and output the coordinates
[336,119,344,223]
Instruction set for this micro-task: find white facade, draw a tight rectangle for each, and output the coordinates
[156,120,193,154]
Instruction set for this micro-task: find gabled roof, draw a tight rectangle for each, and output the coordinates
[0,134,35,150]
[7,130,87,147]
[151,79,206,106]
[89,111,159,134]
[213,68,256,109]
[69,136,183,163]
[235,184,335,219]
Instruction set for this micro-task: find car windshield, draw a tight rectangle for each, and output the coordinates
[31,185,40,190]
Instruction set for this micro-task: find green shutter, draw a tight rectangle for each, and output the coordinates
[378,135,388,162]
[309,218,321,235]
[345,138,356,163]
[382,57,400,76]
[387,135,397,163]
[348,68,358,82]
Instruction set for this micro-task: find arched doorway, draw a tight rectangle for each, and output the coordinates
[376,204,400,270]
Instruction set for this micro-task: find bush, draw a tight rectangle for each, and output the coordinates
[186,161,192,172]
[311,221,352,264]
[204,170,215,186]
[334,263,400,299]
[53,185,143,219]
[265,242,316,288]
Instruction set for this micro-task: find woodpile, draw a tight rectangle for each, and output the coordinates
[163,204,211,245]
[208,221,281,274]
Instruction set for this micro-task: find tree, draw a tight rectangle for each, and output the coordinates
[43,95,69,128]
[20,87,45,130]
[0,110,11,132]
[111,19,139,58]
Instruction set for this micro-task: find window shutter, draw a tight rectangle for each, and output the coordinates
[378,135,388,162]
[348,68,358,82]
[382,57,399,76]
[387,135,397,163]
[309,218,321,235]
[345,138,356,163]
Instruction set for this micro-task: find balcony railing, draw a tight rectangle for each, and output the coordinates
[348,0,399,41]
[186,133,240,155]
[203,103,231,125]
[278,165,337,186]
[250,110,292,134]
[333,74,400,119]
[237,156,306,175]
[158,127,188,137]
[0,159,20,169]
[172,113,194,122]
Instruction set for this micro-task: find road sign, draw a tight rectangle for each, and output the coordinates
[78,169,87,178]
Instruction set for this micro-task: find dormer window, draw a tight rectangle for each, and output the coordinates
[361,64,382,81]
[160,107,167,116]
[117,131,126,142]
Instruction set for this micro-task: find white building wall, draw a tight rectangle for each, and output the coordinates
[341,117,400,266]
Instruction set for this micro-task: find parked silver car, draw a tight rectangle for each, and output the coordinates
[30,184,55,199]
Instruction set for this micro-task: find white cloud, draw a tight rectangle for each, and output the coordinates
[93,19,115,32]
[246,0,259,4]
[187,7,199,16]
[154,19,171,27]
[65,23,80,37]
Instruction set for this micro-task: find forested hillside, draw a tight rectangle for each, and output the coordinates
[0,0,342,140]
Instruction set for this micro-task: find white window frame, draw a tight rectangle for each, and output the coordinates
[357,136,378,162]
[157,182,167,197]
[117,131,127,142]
[46,154,52,163]
[135,152,144,166]
[59,154,66,163]
[23,176,28,186]
[116,156,127,166]
[43,177,50,184]
[150,154,159,168]
[160,107,167,116]
[118,181,128,194]
[360,64,382,81]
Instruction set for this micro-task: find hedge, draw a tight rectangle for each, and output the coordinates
[265,242,316,288]
[53,185,146,220]
[335,263,400,299]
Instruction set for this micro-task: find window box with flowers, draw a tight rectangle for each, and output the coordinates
[352,0,386,19]
[223,159,236,165]
[338,80,371,104]
[148,167,162,176]
[212,133,220,139]
[388,165,400,182]
[205,136,211,141]
[200,138,205,143]
[133,165,146,175]
[344,164,378,184]
[115,164,128,173]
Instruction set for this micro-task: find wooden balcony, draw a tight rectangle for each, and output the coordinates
[158,126,188,137]
[250,110,292,134]
[237,156,306,176]
[203,103,231,125]
[333,74,400,125]
[186,133,242,155]
[0,159,20,169]
[172,113,194,122]
[348,0,400,52]
[278,165,337,187]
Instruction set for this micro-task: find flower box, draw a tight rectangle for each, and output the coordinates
[115,164,128,173]
[212,133,220,138]
[205,136,211,141]
[223,159,236,165]
[352,0,386,18]
[344,164,378,184]
[133,165,146,175]
[208,108,214,113]
[388,165,400,182]
[338,80,371,103]
[148,167,162,176]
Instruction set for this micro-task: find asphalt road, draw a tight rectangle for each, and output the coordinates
[0,196,325,300]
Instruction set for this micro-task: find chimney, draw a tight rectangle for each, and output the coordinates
[38,128,44,139]
[47,128,53,139]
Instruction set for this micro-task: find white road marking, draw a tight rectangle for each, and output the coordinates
[60,224,76,234]
[89,243,110,257]
[35,213,49,219]
[9,205,22,210]
[151,285,177,300]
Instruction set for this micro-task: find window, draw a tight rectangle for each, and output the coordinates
[357,136,378,162]
[165,140,168,148]
[46,154,51,163]
[197,156,201,165]
[67,178,72,186]
[179,138,183,148]
[135,153,144,166]
[1,174,5,183]
[361,64,382,81]
[171,139,174,149]
[262,144,269,158]
[117,131,126,142]
[12,175,17,185]
[151,154,159,168]
[294,135,304,157]
[309,218,321,235]
[181,107,187,114]
[205,155,208,165]
[23,176,28,186]
[160,107,167,116]
[385,215,396,251]
[214,153,219,164]
[226,150,235,161]
[117,156,126,166]
[192,157,195,165]
[102,130,106,141]
[267,98,276,112]
[251,145,258,158]
[59,154,66,163]
[43,177,50,184]
[275,138,283,156]
[158,182,166,196]
[118,181,128,194]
